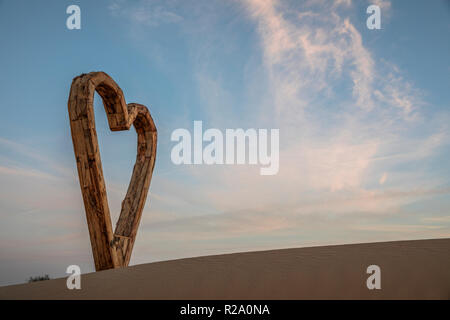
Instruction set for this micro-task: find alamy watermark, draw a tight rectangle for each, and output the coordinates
[171,121,279,175]
[66,264,81,290]
[366,264,381,290]
[366,5,381,30]
[66,5,81,30]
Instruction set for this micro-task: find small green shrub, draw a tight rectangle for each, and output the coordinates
[28,274,50,283]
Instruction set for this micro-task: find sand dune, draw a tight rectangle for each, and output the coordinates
[1,238,449,299]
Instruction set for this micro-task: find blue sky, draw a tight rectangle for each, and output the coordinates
[0,0,449,285]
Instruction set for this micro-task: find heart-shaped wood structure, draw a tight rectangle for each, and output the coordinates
[68,72,157,271]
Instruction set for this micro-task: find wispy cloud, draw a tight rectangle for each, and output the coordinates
[133,0,450,251]
[243,0,422,120]
[109,0,182,26]
[371,0,392,12]
[113,0,450,253]
[422,216,450,223]
[0,137,74,179]
[0,165,59,181]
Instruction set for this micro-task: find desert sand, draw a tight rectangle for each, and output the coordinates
[0,238,449,299]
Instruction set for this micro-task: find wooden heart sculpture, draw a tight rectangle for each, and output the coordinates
[68,72,157,271]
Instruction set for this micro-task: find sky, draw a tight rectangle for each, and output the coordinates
[0,0,449,285]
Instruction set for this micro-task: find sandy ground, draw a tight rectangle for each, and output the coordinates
[0,238,449,299]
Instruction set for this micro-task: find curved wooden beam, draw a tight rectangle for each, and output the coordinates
[68,72,157,271]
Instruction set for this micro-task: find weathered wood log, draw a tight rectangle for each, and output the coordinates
[68,71,157,271]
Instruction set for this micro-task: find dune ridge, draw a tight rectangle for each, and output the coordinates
[1,238,449,299]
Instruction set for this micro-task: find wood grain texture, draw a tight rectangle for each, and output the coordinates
[68,71,157,271]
